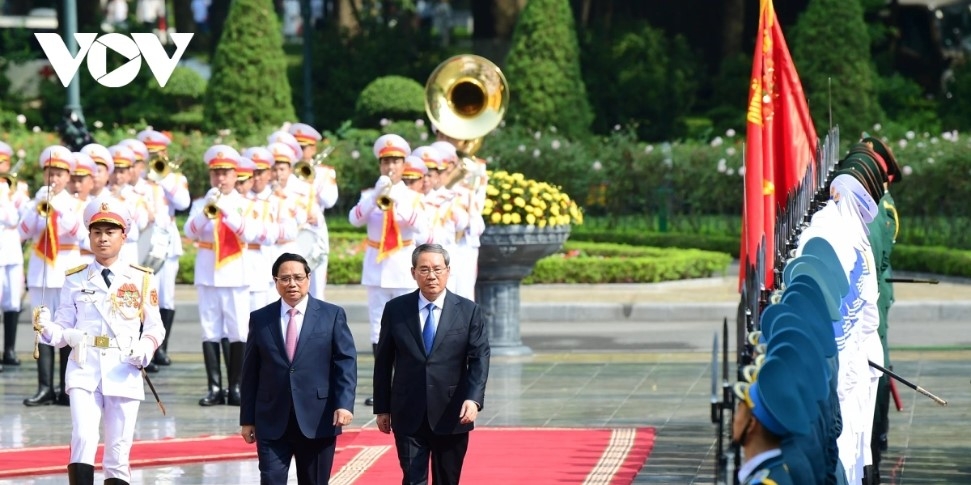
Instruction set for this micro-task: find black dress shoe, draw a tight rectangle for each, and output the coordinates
[2,349,20,366]
[23,388,57,406]
[364,396,374,406]
[144,362,159,373]
[56,392,70,406]
[153,348,171,366]
[199,389,226,407]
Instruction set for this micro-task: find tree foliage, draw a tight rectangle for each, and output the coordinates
[790,0,883,138]
[504,0,593,139]
[354,75,425,126]
[203,0,295,134]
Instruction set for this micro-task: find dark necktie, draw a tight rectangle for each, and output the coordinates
[102,268,113,288]
[422,302,436,355]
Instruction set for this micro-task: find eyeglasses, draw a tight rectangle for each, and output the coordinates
[416,267,447,277]
[274,274,308,284]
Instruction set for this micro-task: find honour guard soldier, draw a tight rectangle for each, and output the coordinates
[82,143,114,200]
[289,122,339,300]
[20,146,85,406]
[34,195,165,485]
[236,156,279,310]
[349,134,428,406]
[184,145,262,407]
[0,141,29,368]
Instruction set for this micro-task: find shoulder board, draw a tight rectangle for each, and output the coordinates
[65,264,88,276]
[130,263,154,274]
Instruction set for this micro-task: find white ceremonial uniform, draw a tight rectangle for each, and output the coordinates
[75,197,97,266]
[20,189,86,310]
[274,175,316,255]
[252,185,298,271]
[115,184,149,265]
[349,182,428,343]
[449,181,485,301]
[149,173,191,310]
[0,182,28,312]
[424,187,470,294]
[40,261,164,482]
[241,193,279,310]
[183,189,262,342]
[308,164,338,300]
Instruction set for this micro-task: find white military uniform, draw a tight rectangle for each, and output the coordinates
[146,173,190,310]
[108,145,148,265]
[796,175,879,484]
[237,157,279,311]
[289,122,339,300]
[0,167,28,315]
[183,146,263,343]
[37,195,164,483]
[349,134,429,344]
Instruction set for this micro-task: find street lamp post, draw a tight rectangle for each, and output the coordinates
[300,0,314,125]
[57,0,93,151]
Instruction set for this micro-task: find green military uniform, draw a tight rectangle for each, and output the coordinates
[867,190,898,472]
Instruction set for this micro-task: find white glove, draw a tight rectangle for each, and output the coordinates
[205,187,222,203]
[63,328,86,348]
[127,339,154,367]
[33,307,52,334]
[374,175,392,190]
[0,182,10,197]
[34,186,50,201]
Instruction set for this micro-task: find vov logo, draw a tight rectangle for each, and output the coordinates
[35,33,193,88]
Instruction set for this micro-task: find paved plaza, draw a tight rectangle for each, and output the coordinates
[1,277,969,483]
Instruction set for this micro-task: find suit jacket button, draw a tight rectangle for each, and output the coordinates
[290,368,295,373]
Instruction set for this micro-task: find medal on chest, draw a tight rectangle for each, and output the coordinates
[111,282,142,319]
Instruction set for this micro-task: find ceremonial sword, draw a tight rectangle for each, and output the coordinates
[869,360,947,407]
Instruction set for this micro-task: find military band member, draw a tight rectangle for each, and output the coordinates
[245,146,295,289]
[289,122,339,300]
[430,140,485,301]
[402,155,428,193]
[81,143,114,200]
[73,153,98,263]
[121,138,150,190]
[268,141,320,256]
[34,195,165,485]
[236,156,279,310]
[138,132,189,368]
[268,130,304,163]
[107,145,149,265]
[20,146,86,406]
[349,134,428,406]
[0,141,29,368]
[413,146,469,297]
[184,145,262,407]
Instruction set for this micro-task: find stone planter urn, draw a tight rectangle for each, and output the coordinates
[474,224,571,356]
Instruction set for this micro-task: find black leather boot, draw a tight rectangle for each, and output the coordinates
[364,343,377,406]
[67,462,94,485]
[152,308,174,366]
[24,344,56,406]
[56,346,71,406]
[198,341,225,406]
[226,341,245,406]
[2,311,21,365]
[104,478,130,484]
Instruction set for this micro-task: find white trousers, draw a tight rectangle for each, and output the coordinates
[308,254,329,301]
[197,286,249,342]
[248,288,273,313]
[69,386,141,482]
[155,256,179,310]
[449,245,478,302]
[366,286,413,344]
[0,263,24,311]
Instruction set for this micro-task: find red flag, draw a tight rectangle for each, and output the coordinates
[213,216,243,269]
[740,0,817,290]
[376,202,403,262]
[34,209,60,265]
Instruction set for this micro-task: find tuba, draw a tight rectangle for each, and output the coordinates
[425,54,508,188]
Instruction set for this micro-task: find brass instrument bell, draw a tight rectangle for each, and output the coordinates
[203,193,222,219]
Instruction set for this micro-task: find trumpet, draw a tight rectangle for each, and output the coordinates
[36,200,51,216]
[204,193,222,219]
[0,155,26,187]
[443,154,486,190]
[293,145,337,182]
[148,153,182,182]
[375,170,394,211]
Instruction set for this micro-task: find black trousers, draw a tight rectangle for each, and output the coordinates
[256,408,337,485]
[394,417,469,485]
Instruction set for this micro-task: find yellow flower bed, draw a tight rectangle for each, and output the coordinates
[482,170,583,227]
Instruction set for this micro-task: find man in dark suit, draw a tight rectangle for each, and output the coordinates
[374,243,490,485]
[240,253,357,484]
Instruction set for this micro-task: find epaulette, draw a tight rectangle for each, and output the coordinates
[65,264,88,276]
[130,263,154,274]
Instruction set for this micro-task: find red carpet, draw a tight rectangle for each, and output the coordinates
[0,427,655,484]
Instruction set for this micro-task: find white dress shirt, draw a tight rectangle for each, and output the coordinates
[280,295,309,343]
[417,290,447,333]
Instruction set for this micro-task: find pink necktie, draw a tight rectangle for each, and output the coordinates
[285,308,298,361]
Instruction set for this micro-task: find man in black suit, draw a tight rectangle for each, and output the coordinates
[374,243,491,485]
[240,253,357,484]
